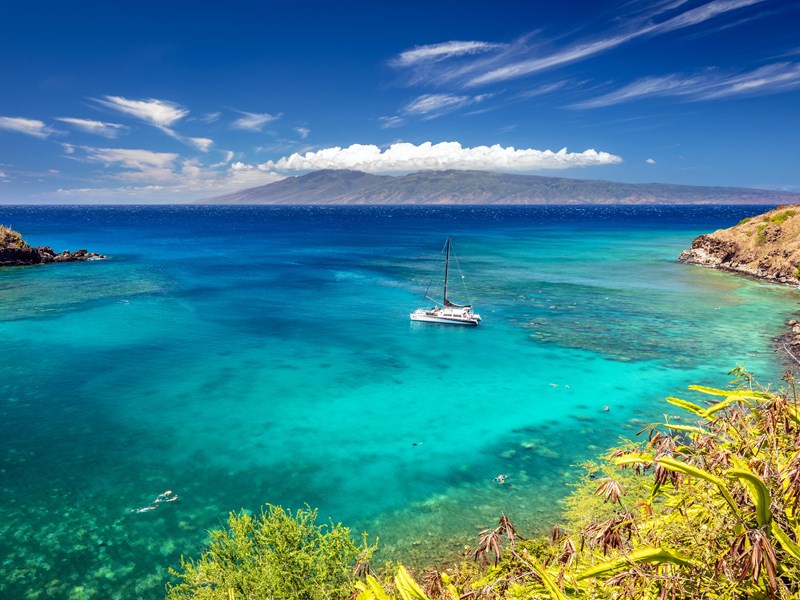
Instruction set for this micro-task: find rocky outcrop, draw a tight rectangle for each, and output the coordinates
[678,205,800,286]
[0,225,105,267]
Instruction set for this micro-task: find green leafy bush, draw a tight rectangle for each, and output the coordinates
[174,370,800,599]
[756,224,768,245]
[361,369,800,599]
[770,210,797,225]
[166,504,375,600]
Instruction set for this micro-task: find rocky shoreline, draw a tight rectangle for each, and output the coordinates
[678,205,800,286]
[773,318,800,369]
[677,205,800,368]
[0,225,105,267]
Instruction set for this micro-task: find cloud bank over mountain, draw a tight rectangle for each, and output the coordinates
[258,142,622,174]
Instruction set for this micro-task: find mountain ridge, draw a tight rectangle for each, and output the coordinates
[202,169,800,205]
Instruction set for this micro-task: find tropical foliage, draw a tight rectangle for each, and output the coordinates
[355,368,800,599]
[167,369,800,598]
[165,504,375,600]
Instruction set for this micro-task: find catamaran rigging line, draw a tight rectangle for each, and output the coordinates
[410,237,481,326]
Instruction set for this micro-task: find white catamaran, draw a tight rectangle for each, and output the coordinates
[410,237,481,326]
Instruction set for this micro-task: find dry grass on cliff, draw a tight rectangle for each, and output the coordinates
[707,204,800,281]
[723,205,800,248]
[0,225,29,249]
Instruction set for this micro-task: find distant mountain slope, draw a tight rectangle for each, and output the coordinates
[203,169,800,205]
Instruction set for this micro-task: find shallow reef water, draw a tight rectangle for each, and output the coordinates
[0,204,795,598]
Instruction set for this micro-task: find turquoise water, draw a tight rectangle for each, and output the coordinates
[0,205,796,598]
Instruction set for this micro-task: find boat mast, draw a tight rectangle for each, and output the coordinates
[443,237,450,305]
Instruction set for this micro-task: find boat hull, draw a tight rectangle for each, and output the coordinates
[410,309,480,326]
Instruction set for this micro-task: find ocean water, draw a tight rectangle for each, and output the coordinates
[0,205,796,599]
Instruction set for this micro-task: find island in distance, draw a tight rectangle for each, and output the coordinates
[203,169,800,205]
[0,225,105,267]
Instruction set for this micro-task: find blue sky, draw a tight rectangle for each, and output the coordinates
[0,0,798,203]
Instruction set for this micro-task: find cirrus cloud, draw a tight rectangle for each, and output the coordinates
[93,95,188,127]
[91,95,213,151]
[571,61,800,108]
[0,116,53,139]
[233,111,281,131]
[402,93,492,118]
[56,117,128,138]
[392,40,504,67]
[262,141,622,173]
[80,147,180,182]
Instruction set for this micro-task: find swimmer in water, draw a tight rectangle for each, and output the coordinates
[133,506,157,513]
[133,489,179,514]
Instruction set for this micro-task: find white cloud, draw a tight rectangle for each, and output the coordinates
[572,62,800,107]
[0,170,8,181]
[392,41,504,67]
[646,158,656,165]
[518,81,571,98]
[91,95,214,151]
[56,146,284,201]
[226,162,286,187]
[94,95,189,127]
[295,127,310,139]
[389,0,769,89]
[0,116,52,139]
[197,112,221,124]
[403,93,491,118]
[653,0,767,34]
[233,111,280,131]
[699,62,800,98]
[56,117,128,138]
[62,143,75,154]
[81,147,180,182]
[262,141,622,173]
[211,150,236,168]
[189,137,214,152]
[379,116,405,129]
[156,127,213,152]
[468,32,644,87]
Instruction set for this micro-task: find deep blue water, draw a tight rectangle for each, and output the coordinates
[0,205,795,599]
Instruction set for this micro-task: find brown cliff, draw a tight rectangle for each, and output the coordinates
[678,205,800,286]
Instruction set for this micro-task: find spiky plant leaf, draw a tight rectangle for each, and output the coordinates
[687,384,767,402]
[661,423,710,435]
[355,575,392,600]
[529,557,570,600]
[666,396,708,417]
[727,466,772,527]
[657,456,743,520]
[576,547,695,580]
[613,452,654,466]
[394,566,431,600]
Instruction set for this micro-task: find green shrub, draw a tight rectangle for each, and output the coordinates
[166,504,375,600]
[756,223,768,245]
[362,369,800,599]
[737,217,752,226]
[770,210,797,225]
